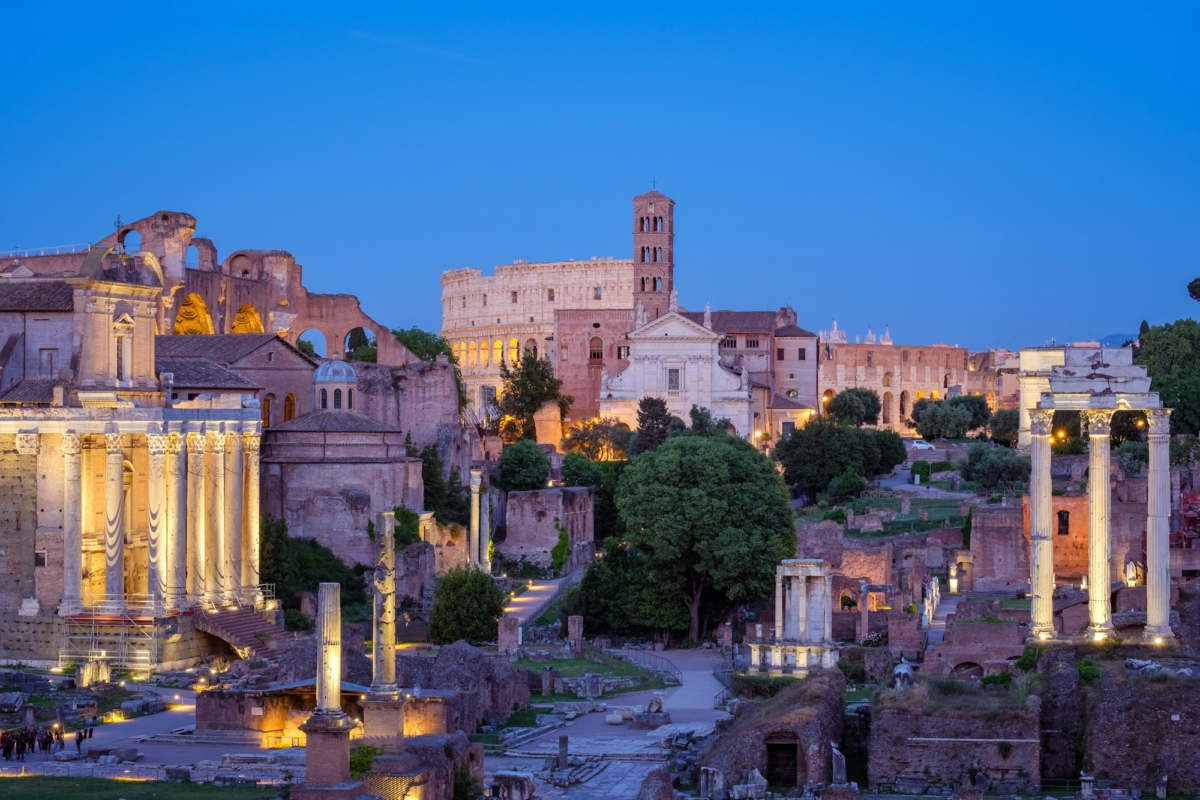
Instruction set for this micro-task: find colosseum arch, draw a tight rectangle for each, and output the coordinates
[173,293,215,335]
[882,391,894,425]
[117,228,142,254]
[231,303,265,333]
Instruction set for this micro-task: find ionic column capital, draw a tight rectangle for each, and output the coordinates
[1030,409,1054,436]
[1147,408,1171,436]
[1085,409,1115,435]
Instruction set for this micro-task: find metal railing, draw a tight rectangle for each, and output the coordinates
[611,646,683,684]
[0,243,92,258]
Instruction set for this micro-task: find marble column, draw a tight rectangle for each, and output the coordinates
[206,431,226,602]
[480,483,491,572]
[186,431,207,604]
[1145,408,1173,641]
[796,576,808,641]
[1029,409,1056,639]
[104,430,125,610]
[774,572,783,641]
[242,432,261,601]
[823,574,833,642]
[224,429,243,601]
[418,511,435,543]
[60,432,83,615]
[468,468,482,567]
[372,511,398,695]
[316,582,343,712]
[166,433,187,610]
[1086,410,1115,639]
[147,432,168,615]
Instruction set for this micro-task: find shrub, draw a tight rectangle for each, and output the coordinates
[930,461,957,474]
[982,671,1012,685]
[550,522,570,574]
[452,765,483,800]
[840,595,857,609]
[823,508,847,524]
[428,567,506,645]
[911,460,931,483]
[1076,658,1100,683]
[959,442,1031,490]
[1015,645,1043,671]
[730,674,797,699]
[349,744,378,778]
[497,440,551,492]
[284,609,314,631]
[1116,441,1149,477]
[859,630,887,647]
[838,659,866,683]
[827,468,865,503]
[393,506,421,548]
[905,602,918,613]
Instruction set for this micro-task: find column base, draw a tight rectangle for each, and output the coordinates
[1027,625,1057,642]
[1086,623,1114,642]
[1142,625,1175,644]
[58,600,83,617]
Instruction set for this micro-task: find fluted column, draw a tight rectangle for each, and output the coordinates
[104,430,125,610]
[777,573,787,642]
[823,574,833,642]
[797,576,808,641]
[1029,409,1056,639]
[242,431,261,601]
[1145,408,1173,641]
[468,469,482,567]
[147,432,168,615]
[60,432,83,615]
[1086,410,1114,639]
[186,431,206,604]
[372,511,398,695]
[225,429,244,601]
[206,432,226,602]
[166,433,186,610]
[316,582,342,712]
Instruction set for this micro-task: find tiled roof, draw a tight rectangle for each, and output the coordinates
[774,324,817,338]
[155,334,314,365]
[0,379,60,404]
[680,310,779,334]
[156,357,260,390]
[0,281,74,312]
[269,410,399,433]
[769,392,813,411]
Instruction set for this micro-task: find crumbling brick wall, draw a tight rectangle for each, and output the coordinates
[0,436,37,611]
[970,505,1027,591]
[500,487,593,571]
[797,520,844,568]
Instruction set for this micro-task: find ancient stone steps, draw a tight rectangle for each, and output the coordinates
[193,609,285,658]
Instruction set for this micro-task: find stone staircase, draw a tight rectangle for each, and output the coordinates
[193,608,285,659]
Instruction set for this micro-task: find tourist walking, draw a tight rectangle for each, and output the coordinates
[74,729,82,753]
[1,731,12,760]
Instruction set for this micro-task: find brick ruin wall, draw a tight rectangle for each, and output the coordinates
[970,505,1028,591]
[499,487,593,571]
[1087,675,1200,792]
[0,437,38,611]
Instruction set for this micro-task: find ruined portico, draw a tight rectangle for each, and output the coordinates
[1024,347,1172,642]
[748,559,836,675]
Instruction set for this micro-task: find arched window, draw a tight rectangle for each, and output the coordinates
[284,393,297,422]
[1057,510,1070,537]
[508,338,519,363]
[479,339,489,368]
[882,372,892,387]
[348,388,354,410]
[262,395,273,428]
[525,339,537,358]
[493,340,503,366]
[589,337,603,361]
[334,389,343,409]
[320,389,328,409]
[468,341,477,369]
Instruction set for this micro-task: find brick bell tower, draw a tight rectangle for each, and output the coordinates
[632,190,675,321]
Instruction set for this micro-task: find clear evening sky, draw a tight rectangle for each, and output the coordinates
[2,4,1197,351]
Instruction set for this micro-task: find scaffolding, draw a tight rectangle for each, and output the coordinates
[58,594,161,675]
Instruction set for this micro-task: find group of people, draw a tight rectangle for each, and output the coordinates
[0,725,91,761]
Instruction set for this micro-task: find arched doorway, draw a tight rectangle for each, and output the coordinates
[173,293,215,335]
[882,391,894,425]
[297,329,327,359]
[478,338,489,368]
[508,338,519,363]
[283,393,297,422]
[493,339,503,366]
[821,389,835,412]
[882,372,892,388]
[231,304,265,333]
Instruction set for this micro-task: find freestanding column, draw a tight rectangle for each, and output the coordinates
[242,432,261,602]
[146,432,168,615]
[372,511,398,694]
[796,576,808,640]
[206,431,226,602]
[468,468,482,567]
[104,430,126,611]
[774,571,783,641]
[1145,408,1173,641]
[316,582,342,710]
[224,429,244,601]
[186,431,207,604]
[1029,409,1056,639]
[480,482,492,572]
[60,432,83,615]
[1086,410,1115,639]
[823,573,833,642]
[166,433,187,610]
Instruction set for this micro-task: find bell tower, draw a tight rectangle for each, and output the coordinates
[632,190,675,321]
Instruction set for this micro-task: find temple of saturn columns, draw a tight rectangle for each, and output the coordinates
[747,558,837,675]
[1019,347,1173,642]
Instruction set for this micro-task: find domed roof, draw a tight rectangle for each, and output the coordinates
[313,359,358,384]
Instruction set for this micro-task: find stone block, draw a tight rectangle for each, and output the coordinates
[498,616,520,652]
[605,714,623,724]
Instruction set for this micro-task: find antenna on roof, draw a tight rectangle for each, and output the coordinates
[651,178,657,190]
[113,214,122,231]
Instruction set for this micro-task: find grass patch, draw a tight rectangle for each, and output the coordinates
[1000,598,1032,610]
[845,686,875,704]
[515,653,666,697]
[0,777,263,799]
[504,706,552,727]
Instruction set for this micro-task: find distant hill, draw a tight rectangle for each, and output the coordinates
[1099,333,1137,347]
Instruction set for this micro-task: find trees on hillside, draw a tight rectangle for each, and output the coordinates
[915,402,973,440]
[774,418,906,501]
[959,442,1031,490]
[616,435,794,642]
[498,351,573,442]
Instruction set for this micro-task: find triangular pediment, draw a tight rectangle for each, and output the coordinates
[628,311,720,342]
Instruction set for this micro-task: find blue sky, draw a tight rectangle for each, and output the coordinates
[1,3,1197,350]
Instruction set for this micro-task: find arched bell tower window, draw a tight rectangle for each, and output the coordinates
[348,389,354,410]
[334,388,343,409]
[321,388,328,409]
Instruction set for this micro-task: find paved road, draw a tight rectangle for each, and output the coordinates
[925,594,960,647]
[504,577,569,627]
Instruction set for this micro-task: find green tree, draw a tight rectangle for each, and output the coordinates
[1189,279,1200,303]
[392,326,455,361]
[946,395,991,430]
[428,567,506,645]
[915,402,972,440]
[562,451,603,489]
[1115,440,1149,477]
[776,418,901,500]
[1111,410,1147,444]
[1136,319,1200,433]
[631,396,672,455]
[910,397,933,426]
[498,351,573,440]
[260,514,290,597]
[550,522,570,573]
[497,440,551,492]
[959,442,1031,490]
[687,405,731,435]
[296,339,316,358]
[827,468,865,503]
[841,388,882,425]
[989,409,1020,446]
[826,391,867,426]
[616,435,795,641]
[393,506,421,548]
[875,429,908,473]
[561,417,632,460]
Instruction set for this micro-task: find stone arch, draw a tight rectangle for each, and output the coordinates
[478,338,489,368]
[525,339,538,358]
[229,253,255,278]
[344,327,377,361]
[882,371,892,387]
[882,391,894,425]
[284,393,297,422]
[493,339,503,366]
[468,341,477,369]
[508,338,519,363]
[173,293,215,335]
[231,303,265,334]
[900,390,910,419]
[117,228,142,253]
[944,372,952,388]
[951,661,984,679]
[297,329,326,358]
[931,390,940,401]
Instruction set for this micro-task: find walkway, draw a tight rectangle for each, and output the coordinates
[504,577,568,627]
[925,594,960,648]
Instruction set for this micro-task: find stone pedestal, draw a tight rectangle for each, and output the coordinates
[292,712,363,800]
[498,615,520,652]
[567,615,583,656]
[361,697,407,753]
